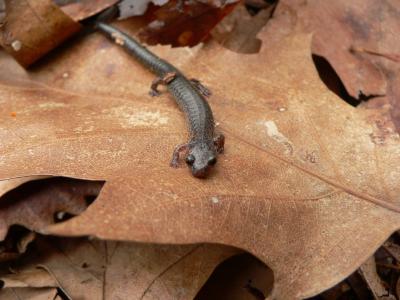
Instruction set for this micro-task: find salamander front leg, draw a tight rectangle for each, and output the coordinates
[213,133,225,153]
[190,78,212,97]
[170,143,189,168]
[149,72,177,97]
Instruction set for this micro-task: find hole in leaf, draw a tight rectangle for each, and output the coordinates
[53,211,76,223]
[195,253,274,300]
[84,194,98,206]
[312,54,360,106]
[312,54,384,107]
[0,177,105,238]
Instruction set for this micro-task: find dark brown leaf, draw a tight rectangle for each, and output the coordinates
[0,0,81,67]
[138,0,238,47]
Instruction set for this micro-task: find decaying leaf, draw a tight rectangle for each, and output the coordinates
[0,287,58,300]
[211,3,275,53]
[0,178,104,240]
[270,0,400,99]
[359,256,396,300]
[0,0,81,67]
[0,236,239,299]
[0,17,400,300]
[0,268,57,288]
[138,0,238,47]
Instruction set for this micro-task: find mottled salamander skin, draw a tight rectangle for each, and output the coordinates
[95,22,224,178]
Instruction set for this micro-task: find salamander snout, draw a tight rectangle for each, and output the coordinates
[186,143,217,178]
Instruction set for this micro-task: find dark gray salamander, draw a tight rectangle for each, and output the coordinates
[95,22,224,178]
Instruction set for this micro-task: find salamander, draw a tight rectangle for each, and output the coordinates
[95,22,224,178]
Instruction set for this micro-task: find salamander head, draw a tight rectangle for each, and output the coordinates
[186,142,217,178]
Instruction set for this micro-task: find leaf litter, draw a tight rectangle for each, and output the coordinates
[0,0,400,299]
[0,236,239,299]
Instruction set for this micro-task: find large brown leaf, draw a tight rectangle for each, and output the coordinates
[0,22,400,298]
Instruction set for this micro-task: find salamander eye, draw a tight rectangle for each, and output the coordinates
[185,154,195,165]
[207,156,217,166]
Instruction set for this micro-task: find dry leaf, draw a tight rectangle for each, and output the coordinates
[211,3,274,53]
[0,287,58,300]
[271,0,400,99]
[138,0,238,47]
[0,0,81,67]
[359,256,396,300]
[0,19,400,299]
[268,0,400,132]
[0,268,57,288]
[0,178,104,240]
[0,236,239,299]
